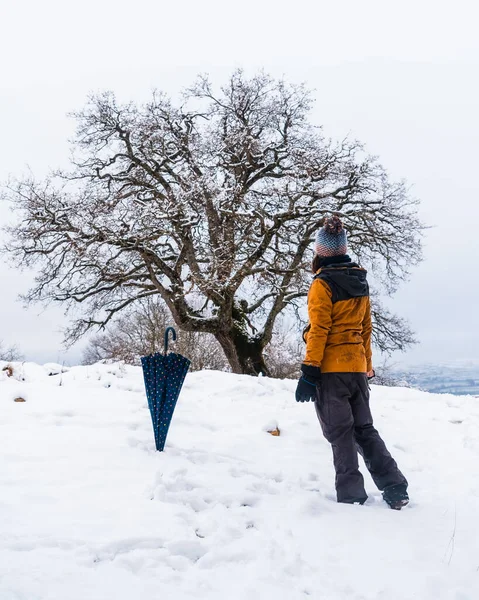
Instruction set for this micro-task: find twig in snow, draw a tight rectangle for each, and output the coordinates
[443,504,457,566]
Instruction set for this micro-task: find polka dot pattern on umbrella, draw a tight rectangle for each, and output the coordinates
[141,351,191,452]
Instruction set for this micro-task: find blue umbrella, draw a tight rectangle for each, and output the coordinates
[141,327,191,451]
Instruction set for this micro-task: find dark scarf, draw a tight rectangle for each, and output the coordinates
[318,254,351,268]
[312,254,356,273]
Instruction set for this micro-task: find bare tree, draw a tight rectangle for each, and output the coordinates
[370,293,416,354]
[372,359,413,388]
[2,71,423,375]
[0,341,24,361]
[263,319,304,379]
[82,297,229,371]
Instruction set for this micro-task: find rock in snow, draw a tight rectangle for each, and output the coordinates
[1,363,479,599]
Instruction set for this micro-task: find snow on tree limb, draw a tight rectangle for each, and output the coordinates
[1,71,423,373]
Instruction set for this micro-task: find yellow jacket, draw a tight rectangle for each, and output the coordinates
[303,264,372,373]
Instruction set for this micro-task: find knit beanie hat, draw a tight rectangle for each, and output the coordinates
[315,216,348,257]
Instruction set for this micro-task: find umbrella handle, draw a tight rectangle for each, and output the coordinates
[164,327,177,354]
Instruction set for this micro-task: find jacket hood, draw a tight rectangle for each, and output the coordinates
[317,263,369,298]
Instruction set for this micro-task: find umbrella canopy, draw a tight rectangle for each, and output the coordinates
[141,328,191,451]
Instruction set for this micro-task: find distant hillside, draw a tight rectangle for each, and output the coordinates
[395,362,479,396]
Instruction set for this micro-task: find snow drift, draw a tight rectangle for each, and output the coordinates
[1,362,479,600]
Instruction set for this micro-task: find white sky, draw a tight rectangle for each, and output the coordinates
[1,0,478,366]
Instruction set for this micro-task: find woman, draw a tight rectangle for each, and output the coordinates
[296,216,409,510]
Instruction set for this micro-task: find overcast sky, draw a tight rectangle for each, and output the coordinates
[1,0,478,367]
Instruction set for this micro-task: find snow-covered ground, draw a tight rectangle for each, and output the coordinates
[1,362,479,600]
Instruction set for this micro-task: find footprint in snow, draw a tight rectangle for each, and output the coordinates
[239,494,261,508]
[247,480,279,495]
[93,537,165,563]
[185,451,213,465]
[153,477,214,512]
[165,539,207,562]
[162,477,198,493]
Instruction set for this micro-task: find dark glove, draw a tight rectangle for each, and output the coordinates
[295,364,321,403]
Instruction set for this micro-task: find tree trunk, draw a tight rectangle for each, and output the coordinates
[215,328,270,376]
[215,331,244,374]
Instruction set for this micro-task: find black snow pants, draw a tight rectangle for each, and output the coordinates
[314,373,407,503]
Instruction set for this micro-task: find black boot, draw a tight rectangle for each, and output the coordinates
[340,497,367,506]
[383,483,409,510]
